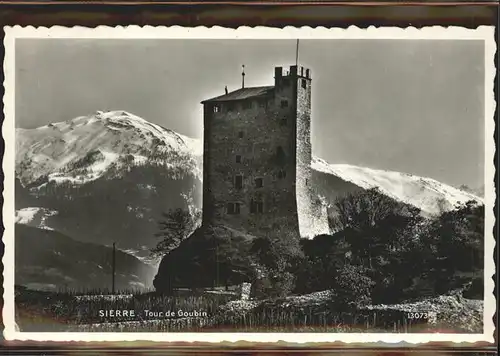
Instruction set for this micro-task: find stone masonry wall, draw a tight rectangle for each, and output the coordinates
[293,66,330,238]
[202,65,329,239]
[202,77,300,237]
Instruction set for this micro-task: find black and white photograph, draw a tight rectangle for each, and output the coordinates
[2,26,496,343]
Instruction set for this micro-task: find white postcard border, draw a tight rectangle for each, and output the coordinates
[2,25,496,344]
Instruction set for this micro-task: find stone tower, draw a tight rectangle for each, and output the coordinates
[201,65,329,239]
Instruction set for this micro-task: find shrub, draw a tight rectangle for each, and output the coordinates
[249,228,302,299]
[419,200,485,296]
[331,264,374,310]
[295,233,351,294]
[252,271,296,300]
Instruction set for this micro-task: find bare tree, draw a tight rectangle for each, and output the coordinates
[150,208,201,258]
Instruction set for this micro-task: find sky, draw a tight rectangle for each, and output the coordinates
[15,38,485,188]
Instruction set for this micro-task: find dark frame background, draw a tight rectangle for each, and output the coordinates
[0,1,497,354]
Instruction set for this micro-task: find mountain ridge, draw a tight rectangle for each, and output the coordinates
[16,110,202,187]
[312,158,481,215]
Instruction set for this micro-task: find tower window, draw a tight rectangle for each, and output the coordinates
[277,170,287,179]
[238,131,244,138]
[235,155,242,163]
[280,100,288,108]
[301,79,307,89]
[227,202,241,215]
[213,105,220,113]
[250,199,264,214]
[255,178,263,188]
[234,175,243,189]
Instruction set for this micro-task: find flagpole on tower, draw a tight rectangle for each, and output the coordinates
[295,39,300,67]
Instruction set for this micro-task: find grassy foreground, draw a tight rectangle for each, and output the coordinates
[14,286,481,333]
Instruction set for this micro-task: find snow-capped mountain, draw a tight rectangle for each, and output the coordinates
[15,111,202,251]
[312,158,482,216]
[16,110,202,187]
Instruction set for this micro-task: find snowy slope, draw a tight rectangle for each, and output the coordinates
[312,157,482,216]
[15,207,58,230]
[16,110,202,186]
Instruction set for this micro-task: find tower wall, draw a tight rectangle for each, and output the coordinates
[292,66,331,238]
[202,65,329,239]
[202,80,300,237]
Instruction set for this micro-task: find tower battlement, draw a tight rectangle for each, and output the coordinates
[274,65,311,79]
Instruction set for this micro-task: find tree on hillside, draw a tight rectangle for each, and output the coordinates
[323,188,427,303]
[330,188,423,269]
[295,232,352,294]
[420,200,484,296]
[435,200,484,271]
[150,208,201,258]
